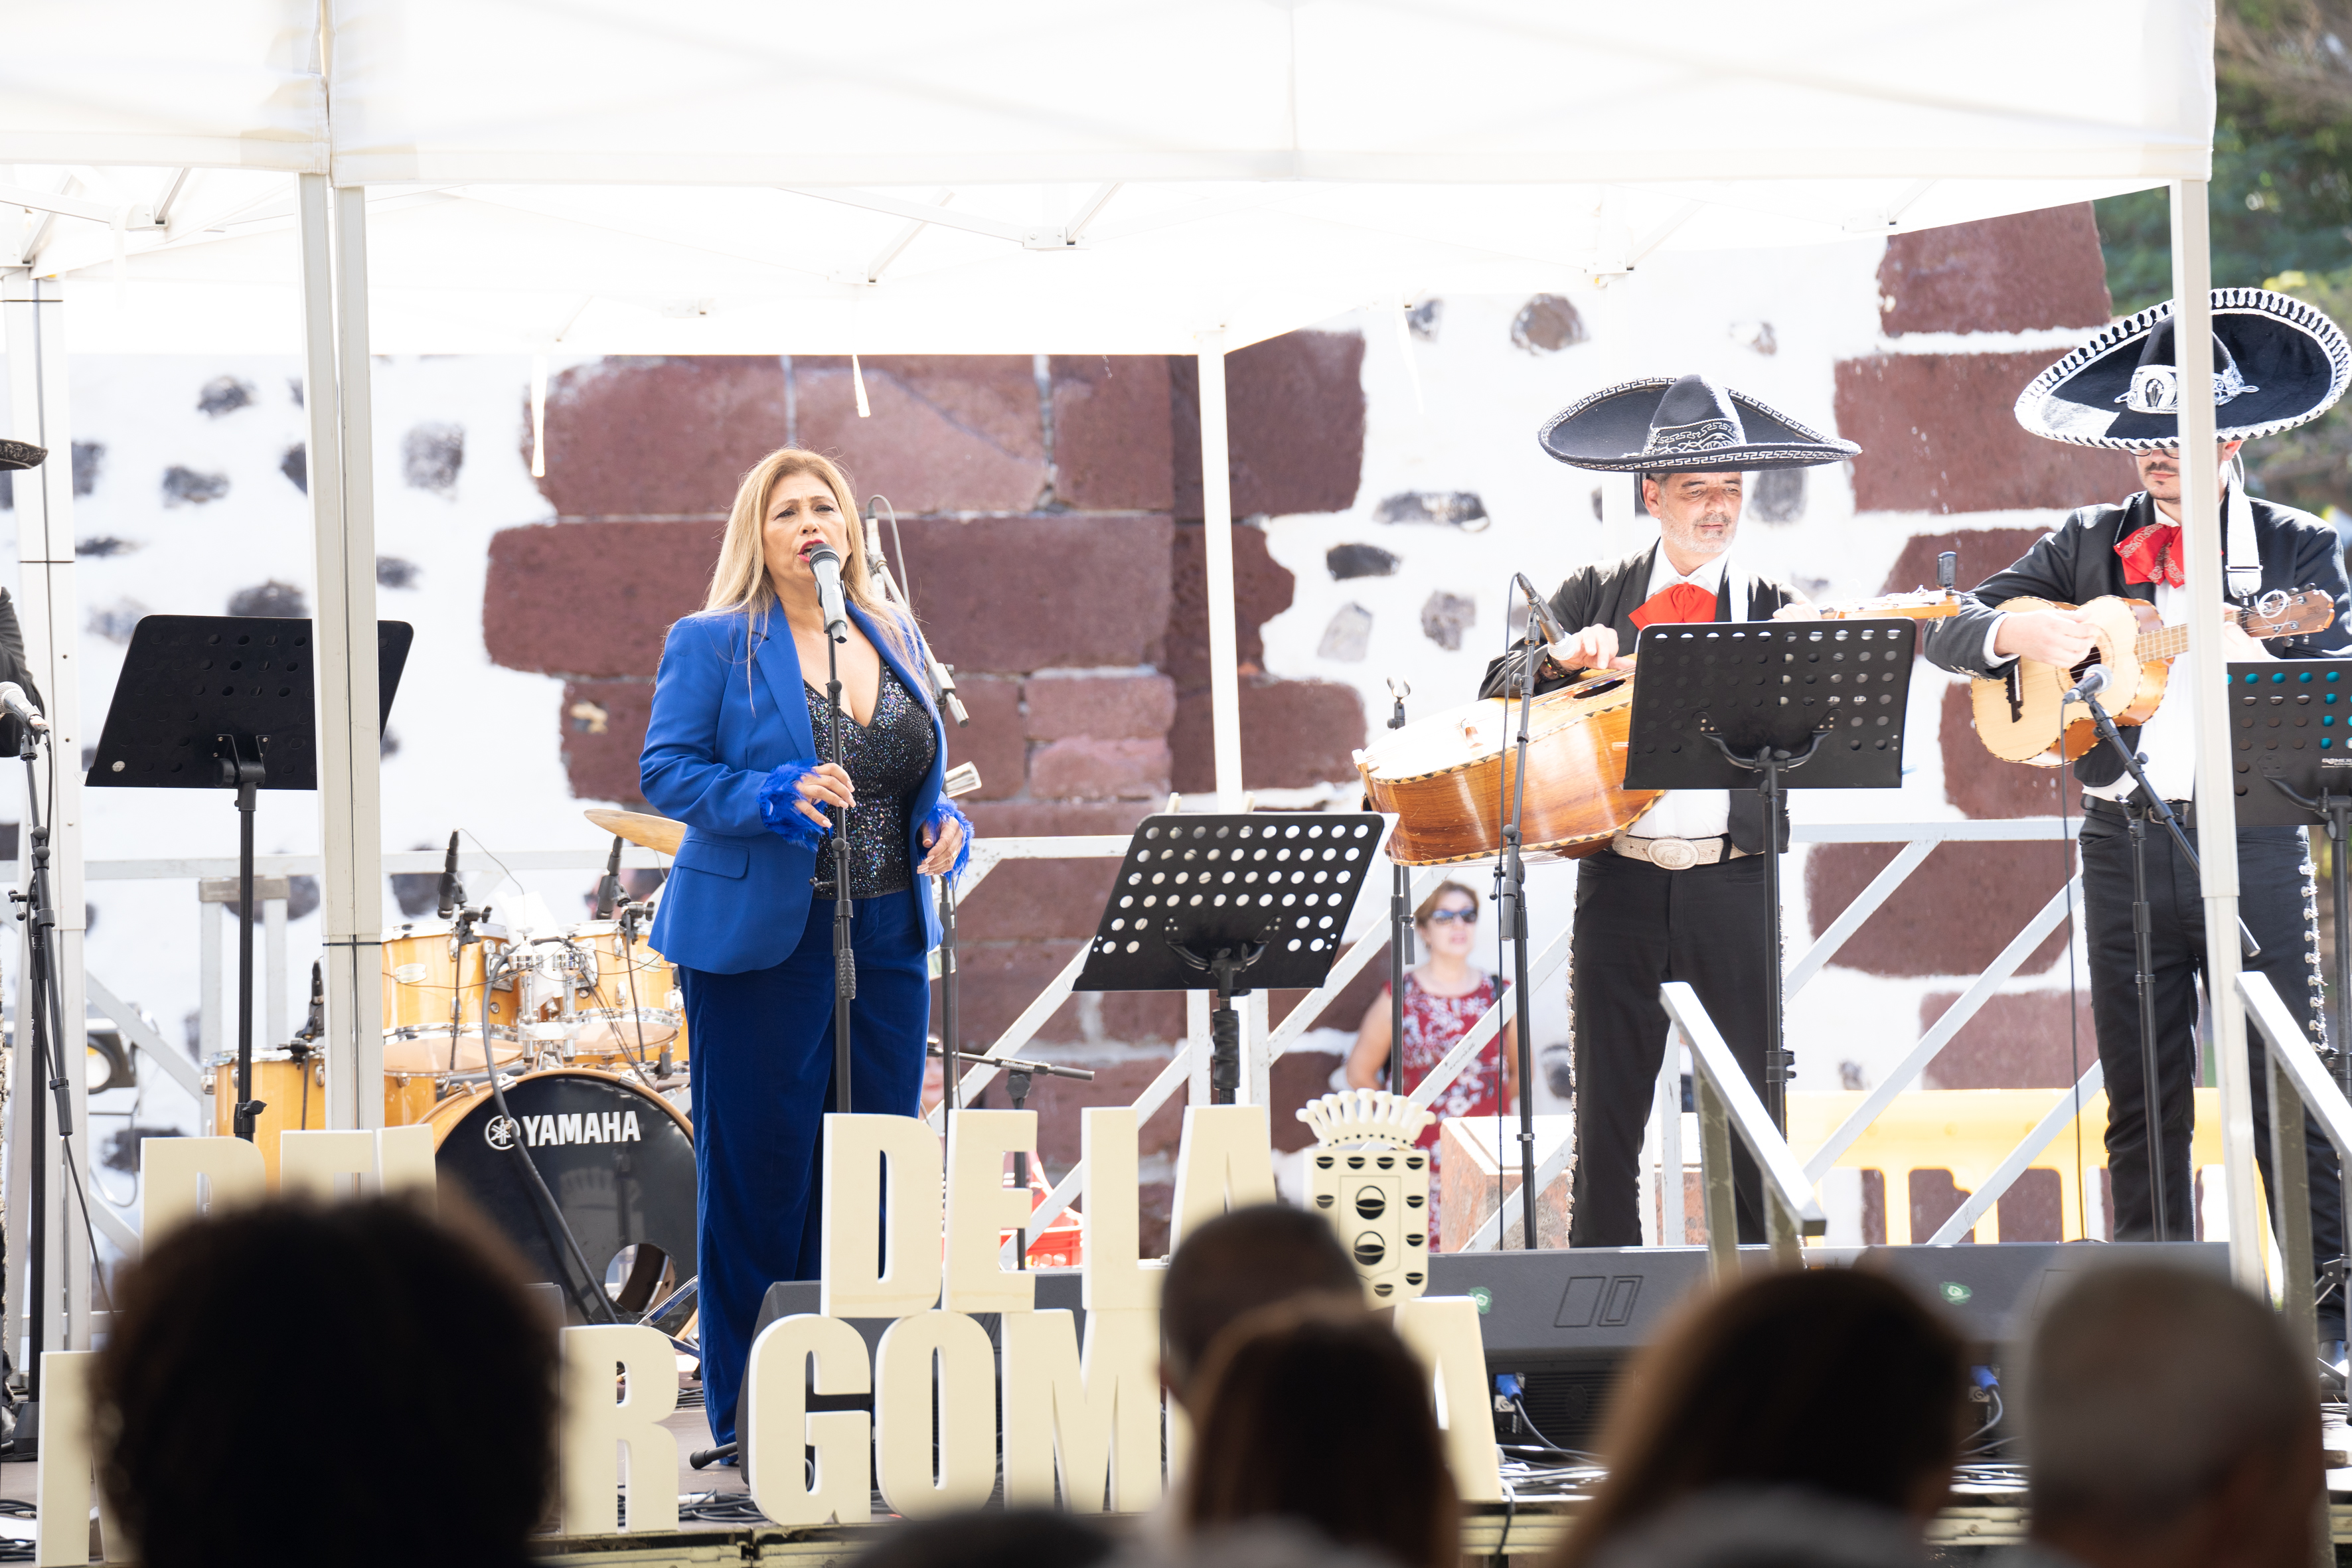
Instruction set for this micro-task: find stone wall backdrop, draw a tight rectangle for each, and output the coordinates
[4,201,2169,1249]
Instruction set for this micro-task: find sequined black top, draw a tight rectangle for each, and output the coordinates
[805,662,937,900]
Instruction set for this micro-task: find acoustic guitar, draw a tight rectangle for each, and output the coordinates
[1358,590,1962,866]
[1969,588,2337,765]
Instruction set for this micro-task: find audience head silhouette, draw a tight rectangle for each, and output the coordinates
[1159,1202,1361,1407]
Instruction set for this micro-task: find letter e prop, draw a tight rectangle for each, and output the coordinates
[874,1312,998,1517]
[1001,1308,1162,1512]
[35,1352,125,1565]
[943,1109,1036,1314]
[1395,1296,1504,1502]
[1081,1108,1160,1310]
[1168,1105,1277,1250]
[744,1314,872,1526]
[821,1113,943,1318]
[559,1324,680,1534]
[140,1135,264,1241]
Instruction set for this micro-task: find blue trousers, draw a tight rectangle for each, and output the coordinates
[680,889,931,1447]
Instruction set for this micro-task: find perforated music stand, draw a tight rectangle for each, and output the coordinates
[1622,619,1917,1127]
[86,615,412,1139]
[1075,813,1385,1103]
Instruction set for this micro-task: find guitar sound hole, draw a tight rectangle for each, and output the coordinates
[1578,676,1628,700]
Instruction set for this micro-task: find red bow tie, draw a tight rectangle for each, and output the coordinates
[1630,582,1718,629]
[2116,522,2186,588]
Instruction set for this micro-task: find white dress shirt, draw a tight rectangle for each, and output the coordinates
[1629,552,1735,840]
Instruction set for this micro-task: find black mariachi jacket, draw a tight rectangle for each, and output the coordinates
[1921,492,2352,789]
[1476,543,1806,854]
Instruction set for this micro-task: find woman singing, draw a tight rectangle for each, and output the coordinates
[640,448,970,1452]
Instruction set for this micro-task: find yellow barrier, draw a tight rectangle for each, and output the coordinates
[1784,1088,2235,1244]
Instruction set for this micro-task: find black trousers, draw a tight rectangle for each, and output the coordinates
[2080,803,2344,1327]
[1569,852,1772,1246]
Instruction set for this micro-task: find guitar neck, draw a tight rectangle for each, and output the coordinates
[2135,607,2258,662]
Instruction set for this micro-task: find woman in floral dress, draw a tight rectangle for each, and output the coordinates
[1344,880,1516,1247]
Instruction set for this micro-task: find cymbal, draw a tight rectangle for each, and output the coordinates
[584,809,683,858]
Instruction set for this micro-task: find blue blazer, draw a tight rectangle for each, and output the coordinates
[641,603,949,975]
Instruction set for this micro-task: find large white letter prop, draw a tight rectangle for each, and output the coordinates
[820,1113,943,1318]
[140,1135,265,1241]
[560,1324,680,1534]
[36,1352,125,1566]
[1081,1108,1160,1310]
[744,1314,872,1526]
[943,1108,1036,1314]
[277,1129,381,1201]
[1168,1105,1277,1249]
[874,1312,998,1516]
[376,1124,437,1207]
[1000,1308,1163,1512]
[1395,1296,1504,1502]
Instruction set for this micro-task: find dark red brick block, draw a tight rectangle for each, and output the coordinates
[959,858,1125,943]
[1805,841,2071,977]
[1025,674,1178,742]
[1836,353,2141,514]
[484,520,725,678]
[796,356,1047,514]
[951,939,1088,1046]
[1050,355,1175,510]
[1880,205,2114,337]
[1164,520,1296,688]
[890,513,1173,674]
[943,674,1023,801]
[1029,738,1173,801]
[1171,332,1367,519]
[1879,528,2056,600]
[966,800,1157,838]
[559,678,654,805]
[1169,678,1369,793]
[1270,1050,1346,1151]
[1920,990,2098,1089]
[534,356,788,518]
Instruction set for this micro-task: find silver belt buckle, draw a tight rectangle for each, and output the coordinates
[1646,836,1701,872]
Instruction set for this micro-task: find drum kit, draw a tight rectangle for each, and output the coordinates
[200,809,701,1313]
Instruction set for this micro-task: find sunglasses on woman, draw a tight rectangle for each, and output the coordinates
[1426,907,1479,925]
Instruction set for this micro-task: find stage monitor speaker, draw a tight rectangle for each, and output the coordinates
[1428,1241,2227,1452]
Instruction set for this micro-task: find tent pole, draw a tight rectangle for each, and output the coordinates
[3,268,93,1350]
[2171,178,2263,1287]
[1196,332,1243,809]
[301,177,387,1129]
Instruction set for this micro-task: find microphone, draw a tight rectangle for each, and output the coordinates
[299,959,325,1042]
[593,834,623,919]
[1514,574,1568,646]
[807,543,849,637]
[435,831,463,920]
[2061,666,2108,706]
[0,682,47,736]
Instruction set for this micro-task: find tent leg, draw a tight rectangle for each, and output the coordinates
[3,268,93,1350]
[300,176,386,1130]
[1196,332,1243,810]
[2171,177,2264,1289]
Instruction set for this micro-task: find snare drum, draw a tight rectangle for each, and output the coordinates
[564,921,686,1067]
[381,921,526,1073]
[204,1048,440,1185]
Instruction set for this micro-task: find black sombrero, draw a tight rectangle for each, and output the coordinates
[1535,373,1858,473]
[0,440,44,472]
[2015,288,2352,450]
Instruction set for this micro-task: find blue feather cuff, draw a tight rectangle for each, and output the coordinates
[758,762,831,851]
[927,798,975,883]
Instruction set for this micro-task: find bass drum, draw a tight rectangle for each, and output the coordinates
[422,1069,696,1318]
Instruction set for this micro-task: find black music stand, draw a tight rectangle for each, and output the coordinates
[86,615,412,1140]
[1075,813,1383,1103]
[1622,620,1917,1129]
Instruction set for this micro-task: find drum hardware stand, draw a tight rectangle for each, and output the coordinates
[476,954,621,1326]
[928,1045,1093,1266]
[1384,678,1413,1095]
[2071,680,2259,1241]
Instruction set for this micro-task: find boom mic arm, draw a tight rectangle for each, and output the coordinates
[593,834,624,919]
[435,831,463,920]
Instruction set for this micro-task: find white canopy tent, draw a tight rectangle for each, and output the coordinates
[0,0,2250,1346]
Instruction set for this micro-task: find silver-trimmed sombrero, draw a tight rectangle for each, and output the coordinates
[0,439,44,472]
[2014,287,2351,451]
[1536,374,1858,473]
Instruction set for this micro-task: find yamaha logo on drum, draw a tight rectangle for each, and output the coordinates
[485,1115,520,1150]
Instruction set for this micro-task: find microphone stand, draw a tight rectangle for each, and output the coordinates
[2069,683,2260,1243]
[11,710,74,1431]
[1384,678,1412,1094]
[826,610,857,1115]
[1494,591,1545,1249]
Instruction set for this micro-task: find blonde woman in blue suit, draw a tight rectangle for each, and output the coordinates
[640,448,968,1452]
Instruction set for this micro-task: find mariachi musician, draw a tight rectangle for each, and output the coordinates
[1481,374,1857,1247]
[1922,291,2351,1345]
